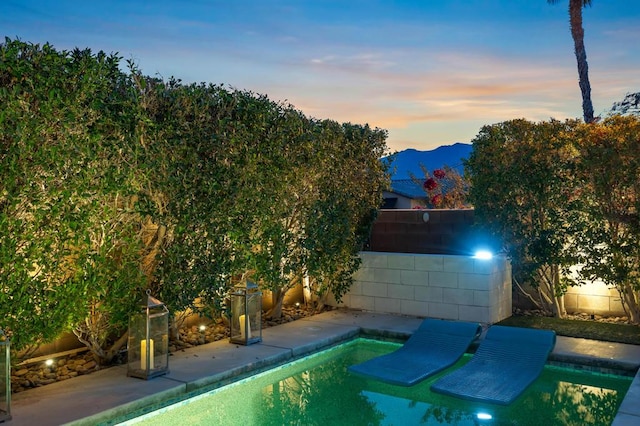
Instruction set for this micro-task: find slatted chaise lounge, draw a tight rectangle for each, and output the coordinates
[430,325,556,405]
[348,318,482,386]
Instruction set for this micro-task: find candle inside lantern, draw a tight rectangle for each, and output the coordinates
[239,314,251,339]
[140,339,154,370]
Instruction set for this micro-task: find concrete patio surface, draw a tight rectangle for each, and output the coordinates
[5,309,640,426]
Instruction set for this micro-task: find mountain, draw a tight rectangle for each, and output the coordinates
[608,92,640,117]
[384,143,473,180]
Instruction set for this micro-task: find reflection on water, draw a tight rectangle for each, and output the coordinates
[124,339,631,426]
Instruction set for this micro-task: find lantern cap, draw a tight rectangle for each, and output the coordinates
[144,289,165,308]
[235,279,258,290]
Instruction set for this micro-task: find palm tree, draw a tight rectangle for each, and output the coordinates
[548,0,595,123]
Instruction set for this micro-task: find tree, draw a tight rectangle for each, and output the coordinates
[465,118,582,317]
[572,116,640,323]
[548,0,595,123]
[242,117,389,318]
[0,39,147,358]
[301,122,390,308]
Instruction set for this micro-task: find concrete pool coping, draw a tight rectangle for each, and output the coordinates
[6,308,640,426]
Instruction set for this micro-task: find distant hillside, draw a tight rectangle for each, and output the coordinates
[385,143,473,180]
[608,92,640,117]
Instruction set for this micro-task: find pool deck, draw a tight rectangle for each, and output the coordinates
[6,308,640,426]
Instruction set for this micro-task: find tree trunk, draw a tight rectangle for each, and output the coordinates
[619,282,640,324]
[536,265,566,318]
[552,264,567,318]
[101,332,129,365]
[569,0,595,123]
[554,295,566,319]
[513,277,545,311]
[73,328,128,365]
[266,288,284,319]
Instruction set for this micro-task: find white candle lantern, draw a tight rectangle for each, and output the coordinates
[0,329,10,422]
[127,290,169,379]
[229,280,262,345]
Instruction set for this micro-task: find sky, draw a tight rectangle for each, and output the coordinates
[2,1,639,152]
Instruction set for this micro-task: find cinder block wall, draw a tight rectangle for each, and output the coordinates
[564,284,625,316]
[327,251,512,324]
[367,209,489,255]
[515,281,626,316]
[366,209,625,318]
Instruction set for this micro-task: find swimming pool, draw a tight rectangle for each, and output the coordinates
[116,338,631,425]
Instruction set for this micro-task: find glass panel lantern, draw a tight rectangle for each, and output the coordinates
[0,329,10,422]
[127,290,169,379]
[229,280,262,345]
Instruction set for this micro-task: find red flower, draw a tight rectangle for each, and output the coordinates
[433,169,446,179]
[431,194,443,206]
[423,178,438,191]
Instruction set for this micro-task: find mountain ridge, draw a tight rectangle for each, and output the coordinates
[385,142,473,180]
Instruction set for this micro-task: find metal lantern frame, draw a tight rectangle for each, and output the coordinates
[0,329,10,422]
[229,280,262,345]
[127,290,170,380]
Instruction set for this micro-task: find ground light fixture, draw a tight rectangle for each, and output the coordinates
[127,290,170,380]
[229,280,262,345]
[0,329,10,422]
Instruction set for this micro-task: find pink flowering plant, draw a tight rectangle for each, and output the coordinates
[415,165,470,209]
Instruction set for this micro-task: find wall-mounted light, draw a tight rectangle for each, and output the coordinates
[199,325,206,332]
[476,412,493,420]
[473,250,493,260]
[45,359,54,367]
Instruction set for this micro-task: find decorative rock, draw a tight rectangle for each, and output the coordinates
[9,305,328,394]
[14,368,29,377]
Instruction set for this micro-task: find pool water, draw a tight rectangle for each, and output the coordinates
[118,338,632,426]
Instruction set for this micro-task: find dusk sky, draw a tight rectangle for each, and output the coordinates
[3,0,639,152]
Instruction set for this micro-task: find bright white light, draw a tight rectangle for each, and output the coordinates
[473,250,493,260]
[45,359,54,367]
[199,325,206,331]
[477,412,493,420]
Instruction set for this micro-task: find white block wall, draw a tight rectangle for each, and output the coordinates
[328,251,512,324]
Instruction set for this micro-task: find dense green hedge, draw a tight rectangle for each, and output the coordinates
[0,38,390,360]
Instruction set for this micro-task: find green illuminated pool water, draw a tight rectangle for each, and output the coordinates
[117,338,632,426]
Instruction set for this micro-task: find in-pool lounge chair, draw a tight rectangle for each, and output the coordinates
[348,319,482,386]
[430,325,556,405]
